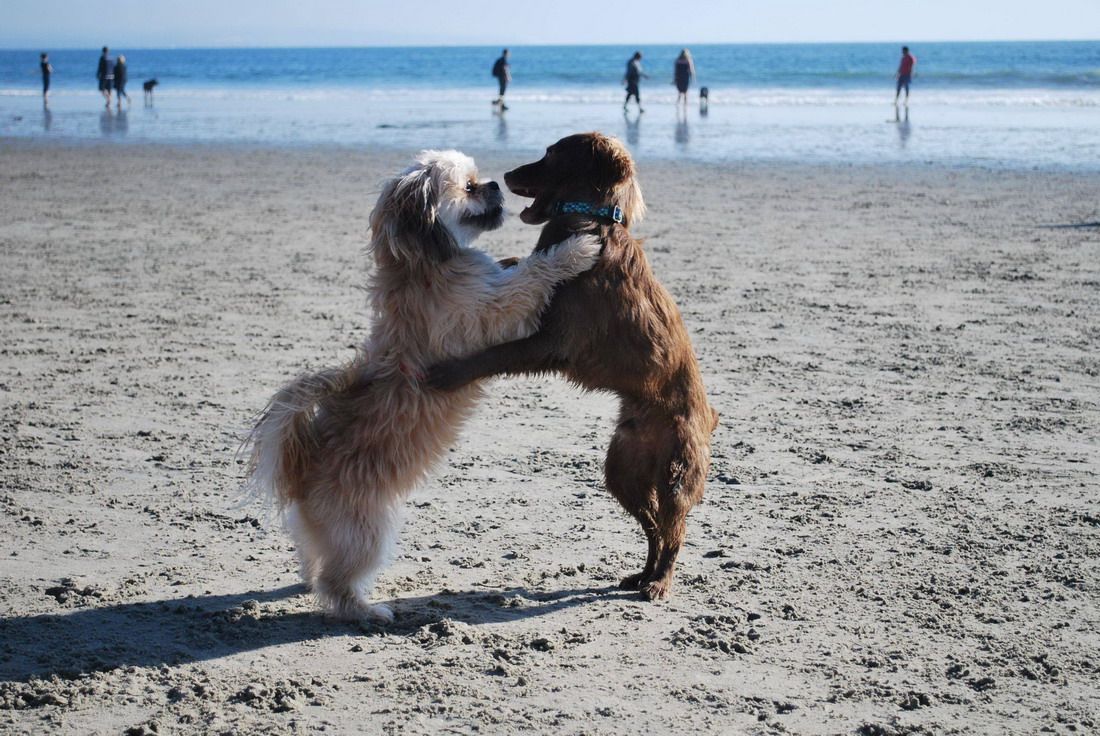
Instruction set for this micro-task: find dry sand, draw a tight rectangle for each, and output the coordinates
[1,140,1098,735]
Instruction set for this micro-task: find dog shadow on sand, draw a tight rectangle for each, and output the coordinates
[0,583,630,683]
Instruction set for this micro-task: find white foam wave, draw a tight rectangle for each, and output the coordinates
[3,85,1098,108]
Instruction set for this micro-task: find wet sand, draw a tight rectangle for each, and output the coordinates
[1,140,1098,734]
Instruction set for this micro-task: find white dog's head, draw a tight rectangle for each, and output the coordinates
[369,150,505,266]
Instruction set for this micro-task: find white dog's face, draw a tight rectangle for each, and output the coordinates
[370,150,505,265]
[424,150,505,246]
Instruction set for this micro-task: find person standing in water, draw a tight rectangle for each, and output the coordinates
[113,55,130,109]
[673,49,695,108]
[623,51,648,113]
[492,49,511,110]
[895,46,916,106]
[40,53,52,103]
[96,46,113,108]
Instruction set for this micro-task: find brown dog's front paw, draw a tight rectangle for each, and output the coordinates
[619,572,647,590]
[425,360,468,392]
[640,579,673,601]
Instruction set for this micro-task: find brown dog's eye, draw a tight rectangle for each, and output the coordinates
[465,180,475,192]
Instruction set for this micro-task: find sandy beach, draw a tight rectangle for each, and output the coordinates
[1,139,1098,735]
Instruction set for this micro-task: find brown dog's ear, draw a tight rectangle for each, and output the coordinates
[591,135,634,195]
[592,136,646,226]
[614,171,646,227]
[370,164,459,264]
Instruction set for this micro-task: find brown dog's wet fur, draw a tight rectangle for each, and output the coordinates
[430,133,719,601]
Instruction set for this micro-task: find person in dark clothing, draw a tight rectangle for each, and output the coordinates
[674,49,695,108]
[40,53,52,102]
[492,49,511,110]
[114,55,129,109]
[623,51,648,113]
[96,46,113,108]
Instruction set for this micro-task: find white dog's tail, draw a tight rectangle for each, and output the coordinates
[246,367,351,510]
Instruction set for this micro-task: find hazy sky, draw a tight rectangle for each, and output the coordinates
[3,0,1098,47]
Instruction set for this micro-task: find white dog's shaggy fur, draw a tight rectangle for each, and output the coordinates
[246,150,599,622]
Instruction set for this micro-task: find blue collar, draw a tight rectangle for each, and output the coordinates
[553,201,624,224]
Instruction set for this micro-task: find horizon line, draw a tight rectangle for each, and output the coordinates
[2,37,1098,52]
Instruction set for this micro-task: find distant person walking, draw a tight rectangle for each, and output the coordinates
[40,53,52,103]
[96,46,113,108]
[492,49,511,110]
[623,51,648,113]
[895,46,916,105]
[114,55,130,109]
[673,49,695,108]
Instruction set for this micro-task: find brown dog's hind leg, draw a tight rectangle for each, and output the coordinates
[641,504,689,601]
[640,423,710,601]
[618,520,661,590]
[605,408,665,591]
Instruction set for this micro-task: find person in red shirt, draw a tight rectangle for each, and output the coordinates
[895,46,916,105]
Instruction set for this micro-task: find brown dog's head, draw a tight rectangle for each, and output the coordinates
[504,133,645,228]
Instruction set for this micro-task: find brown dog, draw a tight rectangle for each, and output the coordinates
[430,133,718,600]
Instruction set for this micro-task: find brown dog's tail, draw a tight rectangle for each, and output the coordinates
[245,367,350,510]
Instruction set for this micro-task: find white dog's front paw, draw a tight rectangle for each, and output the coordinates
[552,234,603,275]
[365,603,394,623]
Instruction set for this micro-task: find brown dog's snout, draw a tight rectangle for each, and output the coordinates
[502,168,521,193]
[503,160,544,197]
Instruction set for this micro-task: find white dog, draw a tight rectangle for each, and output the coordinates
[246,150,599,622]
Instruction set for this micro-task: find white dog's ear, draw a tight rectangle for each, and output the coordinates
[371,165,459,265]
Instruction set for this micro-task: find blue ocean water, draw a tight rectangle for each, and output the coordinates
[1,42,1098,168]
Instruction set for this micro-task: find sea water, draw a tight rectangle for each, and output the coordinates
[1,42,1097,169]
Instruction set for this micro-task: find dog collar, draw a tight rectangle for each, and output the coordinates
[553,201,624,224]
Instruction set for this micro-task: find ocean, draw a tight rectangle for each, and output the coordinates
[1,42,1098,168]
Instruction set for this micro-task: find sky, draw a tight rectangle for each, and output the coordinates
[2,0,1098,48]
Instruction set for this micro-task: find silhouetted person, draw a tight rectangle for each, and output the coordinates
[97,46,113,108]
[623,51,648,113]
[114,55,130,109]
[40,53,52,103]
[674,49,695,108]
[895,46,916,106]
[492,49,511,110]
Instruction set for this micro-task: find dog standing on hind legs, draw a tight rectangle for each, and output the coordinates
[246,150,600,622]
[429,133,719,601]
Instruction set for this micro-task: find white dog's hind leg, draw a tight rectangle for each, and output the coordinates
[285,503,321,589]
[312,500,402,623]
